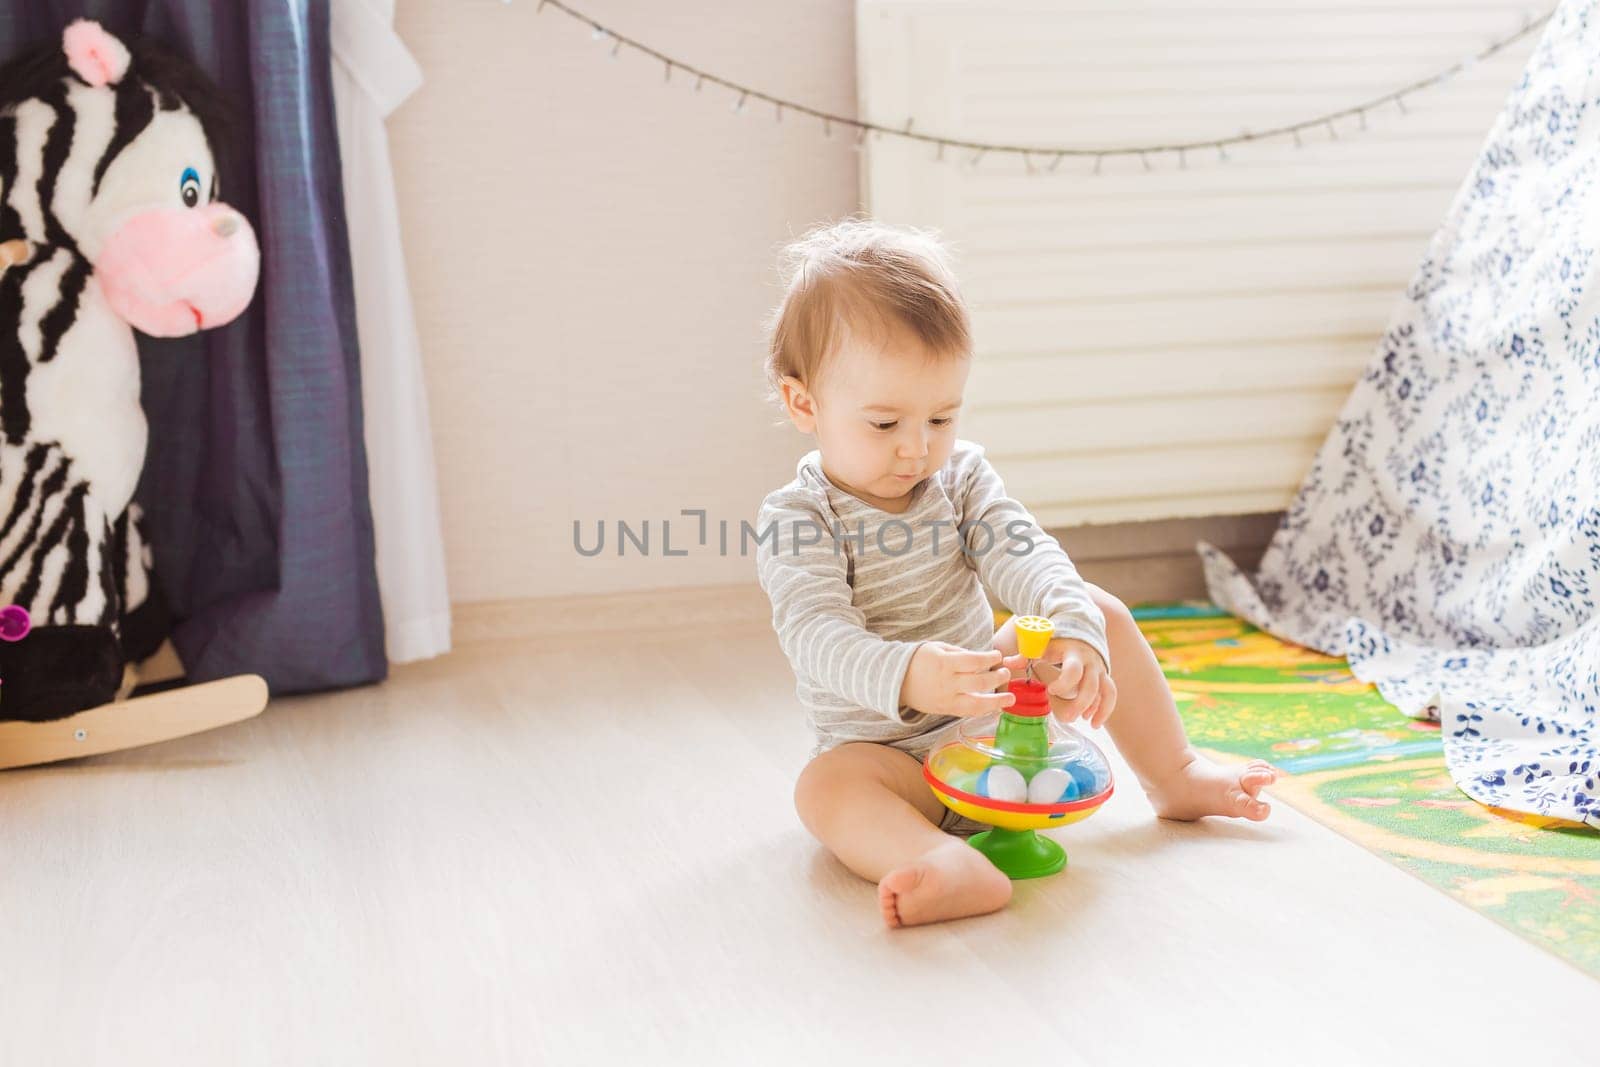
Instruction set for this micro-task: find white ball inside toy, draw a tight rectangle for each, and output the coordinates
[977,764,1027,803]
[1027,767,1078,805]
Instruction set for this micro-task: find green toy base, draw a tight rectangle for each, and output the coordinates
[968,827,1067,880]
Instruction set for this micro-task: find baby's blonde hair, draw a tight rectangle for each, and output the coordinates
[763,216,971,406]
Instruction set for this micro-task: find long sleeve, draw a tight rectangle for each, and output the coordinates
[955,446,1110,670]
[755,492,924,722]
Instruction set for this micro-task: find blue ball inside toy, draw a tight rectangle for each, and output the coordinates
[1066,761,1107,796]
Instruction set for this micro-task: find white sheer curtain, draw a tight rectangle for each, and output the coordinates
[330,0,452,663]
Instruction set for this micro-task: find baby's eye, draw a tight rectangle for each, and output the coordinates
[930,417,953,427]
[871,421,897,432]
[180,167,201,208]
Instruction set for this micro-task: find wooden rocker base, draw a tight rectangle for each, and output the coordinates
[0,674,269,770]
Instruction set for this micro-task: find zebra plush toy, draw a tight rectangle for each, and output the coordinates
[0,19,268,759]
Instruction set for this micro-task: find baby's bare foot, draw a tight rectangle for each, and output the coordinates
[877,838,1012,928]
[1148,753,1278,822]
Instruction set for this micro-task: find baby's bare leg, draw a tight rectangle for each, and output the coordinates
[794,742,947,878]
[1083,585,1277,820]
[794,742,1011,927]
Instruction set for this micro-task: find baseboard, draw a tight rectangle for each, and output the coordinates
[1051,511,1281,603]
[453,582,772,646]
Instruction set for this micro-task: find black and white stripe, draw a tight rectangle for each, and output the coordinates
[0,440,113,626]
[0,36,207,655]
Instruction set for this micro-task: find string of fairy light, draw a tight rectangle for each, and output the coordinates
[511,0,1556,173]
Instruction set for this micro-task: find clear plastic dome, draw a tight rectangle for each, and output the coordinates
[922,682,1114,830]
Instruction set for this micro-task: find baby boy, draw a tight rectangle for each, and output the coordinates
[756,218,1276,928]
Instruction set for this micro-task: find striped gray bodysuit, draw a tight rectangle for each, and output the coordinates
[756,439,1109,758]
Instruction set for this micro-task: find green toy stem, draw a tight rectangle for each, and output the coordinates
[967,682,1067,879]
[994,710,1049,775]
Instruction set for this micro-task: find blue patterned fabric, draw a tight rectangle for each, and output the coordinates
[1203,0,1600,828]
[0,2,387,695]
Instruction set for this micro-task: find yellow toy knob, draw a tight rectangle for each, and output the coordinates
[1013,615,1054,660]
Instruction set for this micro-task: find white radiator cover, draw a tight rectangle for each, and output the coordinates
[858,0,1537,526]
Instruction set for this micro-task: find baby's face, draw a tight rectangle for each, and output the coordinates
[789,325,968,513]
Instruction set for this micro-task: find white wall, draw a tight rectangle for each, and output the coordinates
[391,0,1532,602]
[859,0,1536,528]
[389,0,856,602]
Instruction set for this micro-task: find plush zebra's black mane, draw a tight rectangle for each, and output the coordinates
[0,38,67,114]
[0,30,240,187]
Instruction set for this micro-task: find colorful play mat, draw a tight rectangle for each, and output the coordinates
[1131,603,1600,978]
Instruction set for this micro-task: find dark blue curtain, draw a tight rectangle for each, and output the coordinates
[0,1,386,693]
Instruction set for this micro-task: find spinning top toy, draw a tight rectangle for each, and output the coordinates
[922,615,1114,879]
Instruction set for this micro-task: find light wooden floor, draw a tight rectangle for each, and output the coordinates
[1,587,1594,1066]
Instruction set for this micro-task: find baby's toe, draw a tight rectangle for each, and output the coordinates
[1240,763,1278,796]
[1233,789,1271,821]
[877,882,905,928]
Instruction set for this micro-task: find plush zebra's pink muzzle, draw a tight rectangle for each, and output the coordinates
[95,202,260,338]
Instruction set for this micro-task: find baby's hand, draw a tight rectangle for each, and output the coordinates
[900,642,1015,718]
[1040,639,1116,728]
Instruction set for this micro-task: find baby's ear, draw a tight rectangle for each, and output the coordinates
[779,376,817,429]
[779,375,808,404]
[63,20,132,88]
